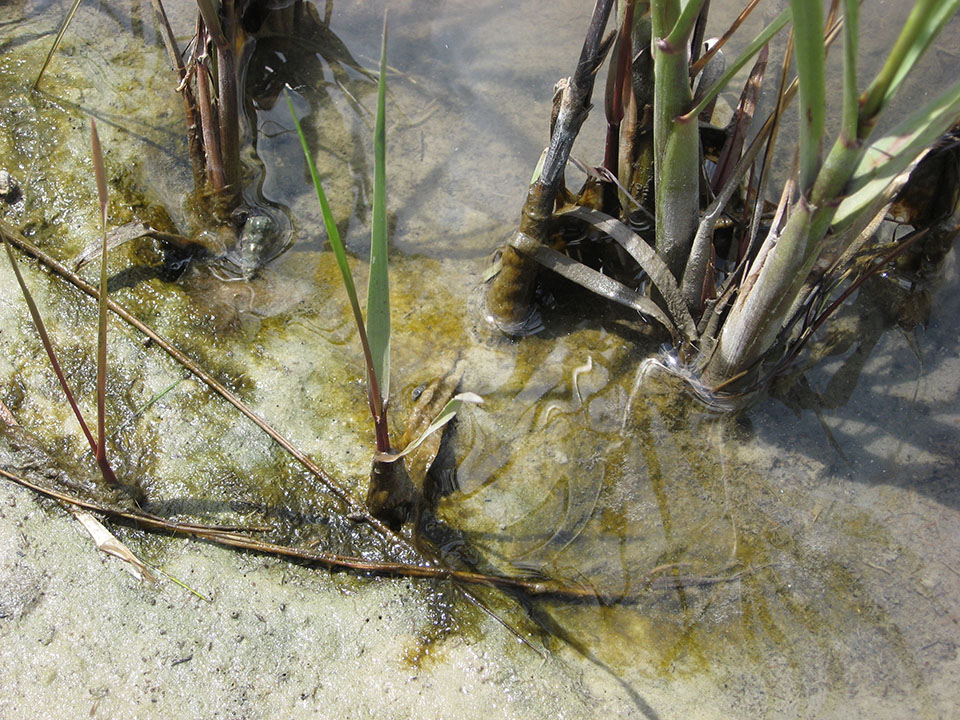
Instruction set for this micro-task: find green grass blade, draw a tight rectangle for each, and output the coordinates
[684,7,789,121]
[285,91,384,421]
[881,0,960,112]
[789,0,825,190]
[366,15,390,407]
[859,0,960,131]
[665,0,708,47]
[33,0,84,89]
[839,0,859,140]
[109,377,182,441]
[808,1,861,213]
[833,77,960,230]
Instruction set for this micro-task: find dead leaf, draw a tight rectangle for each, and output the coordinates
[72,510,157,583]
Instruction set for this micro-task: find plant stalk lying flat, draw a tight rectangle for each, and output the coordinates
[0,465,754,604]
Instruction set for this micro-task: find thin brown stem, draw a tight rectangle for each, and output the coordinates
[214,0,241,213]
[0,222,371,524]
[196,51,225,194]
[779,228,929,369]
[149,0,207,193]
[1,229,97,454]
[0,465,755,603]
[689,0,762,76]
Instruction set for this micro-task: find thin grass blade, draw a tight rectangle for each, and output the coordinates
[665,0,709,47]
[789,0,825,190]
[33,0,84,89]
[880,0,960,115]
[0,227,97,454]
[690,0,763,75]
[90,119,110,470]
[366,16,390,407]
[374,393,483,463]
[286,92,384,420]
[838,0,859,140]
[684,7,789,121]
[859,0,960,129]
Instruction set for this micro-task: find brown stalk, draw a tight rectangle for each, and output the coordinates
[196,42,226,195]
[214,0,241,211]
[149,0,207,194]
[711,44,768,193]
[0,465,754,603]
[689,0,763,76]
[0,222,373,524]
[486,0,616,331]
[90,119,121,490]
[1,228,99,457]
[602,2,635,211]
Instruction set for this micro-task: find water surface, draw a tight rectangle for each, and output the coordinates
[0,1,958,718]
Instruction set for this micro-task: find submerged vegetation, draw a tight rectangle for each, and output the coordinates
[37,0,302,278]
[287,18,481,529]
[487,0,960,401]
[0,1,959,714]
[0,0,954,583]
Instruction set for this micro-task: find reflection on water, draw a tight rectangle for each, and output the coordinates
[1,1,959,717]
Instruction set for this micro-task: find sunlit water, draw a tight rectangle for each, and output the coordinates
[1,1,958,718]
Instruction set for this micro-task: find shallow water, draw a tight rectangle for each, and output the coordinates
[0,1,959,718]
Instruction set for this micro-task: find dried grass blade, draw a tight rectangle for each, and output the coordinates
[194,0,226,48]
[0,226,97,454]
[33,0,83,90]
[72,509,158,583]
[560,207,699,343]
[509,231,682,341]
[711,44,768,192]
[90,119,110,473]
[684,71,773,310]
[690,0,763,76]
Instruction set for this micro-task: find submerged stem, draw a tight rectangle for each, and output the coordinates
[0,465,755,604]
[486,0,616,331]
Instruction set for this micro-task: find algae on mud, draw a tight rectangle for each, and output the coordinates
[0,2,959,719]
